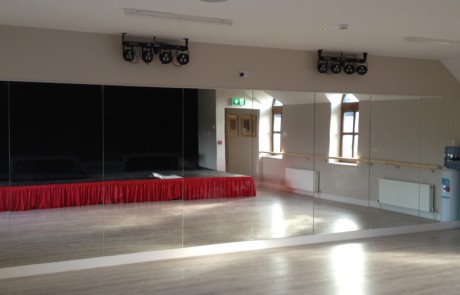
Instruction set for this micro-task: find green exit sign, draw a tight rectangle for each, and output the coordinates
[231,97,245,106]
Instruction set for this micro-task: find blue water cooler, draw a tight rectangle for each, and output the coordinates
[441,146,460,222]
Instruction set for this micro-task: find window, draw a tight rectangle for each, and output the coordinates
[340,94,359,160]
[272,99,283,153]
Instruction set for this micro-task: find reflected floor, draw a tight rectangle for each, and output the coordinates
[0,187,435,267]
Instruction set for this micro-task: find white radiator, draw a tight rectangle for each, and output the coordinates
[285,168,319,193]
[379,179,434,212]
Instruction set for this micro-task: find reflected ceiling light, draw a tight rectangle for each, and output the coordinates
[123,8,233,26]
[122,46,135,62]
[141,46,154,64]
[159,49,173,64]
[176,51,190,65]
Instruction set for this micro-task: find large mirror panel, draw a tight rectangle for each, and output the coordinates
[313,93,371,234]
[368,95,436,229]
[6,82,104,266]
[420,96,460,222]
[182,89,255,247]
[255,91,315,239]
[2,81,457,270]
[102,86,185,254]
[0,81,9,266]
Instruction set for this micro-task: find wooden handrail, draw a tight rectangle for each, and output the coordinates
[259,151,443,171]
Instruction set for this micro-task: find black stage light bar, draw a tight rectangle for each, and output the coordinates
[121,33,190,66]
[317,50,368,75]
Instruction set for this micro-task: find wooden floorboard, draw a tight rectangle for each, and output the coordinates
[0,188,436,268]
[2,229,460,294]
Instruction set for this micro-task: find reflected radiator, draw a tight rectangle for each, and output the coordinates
[285,168,319,193]
[378,179,434,212]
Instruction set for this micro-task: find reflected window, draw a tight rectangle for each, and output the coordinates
[272,99,283,153]
[340,94,359,160]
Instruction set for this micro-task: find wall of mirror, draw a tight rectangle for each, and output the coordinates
[1,80,457,269]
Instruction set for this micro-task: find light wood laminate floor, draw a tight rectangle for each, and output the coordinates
[0,188,435,267]
[2,229,460,294]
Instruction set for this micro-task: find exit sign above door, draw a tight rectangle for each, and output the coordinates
[231,97,245,106]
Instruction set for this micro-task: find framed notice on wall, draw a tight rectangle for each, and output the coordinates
[227,114,238,136]
[240,114,257,137]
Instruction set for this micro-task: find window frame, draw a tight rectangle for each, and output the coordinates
[272,99,283,153]
[339,95,359,162]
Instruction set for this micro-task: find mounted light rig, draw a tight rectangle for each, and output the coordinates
[121,33,190,66]
[317,49,368,75]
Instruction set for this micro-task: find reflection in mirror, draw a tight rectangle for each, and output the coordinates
[313,93,371,234]
[256,91,315,239]
[420,96,460,222]
[5,82,104,267]
[0,81,9,266]
[1,80,455,270]
[102,86,186,254]
[369,94,437,228]
[183,89,256,247]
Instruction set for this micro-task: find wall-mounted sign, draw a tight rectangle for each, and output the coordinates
[231,97,245,106]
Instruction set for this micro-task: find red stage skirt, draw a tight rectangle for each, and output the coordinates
[0,176,256,212]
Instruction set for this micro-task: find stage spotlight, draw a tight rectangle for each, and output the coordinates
[122,46,135,62]
[141,47,154,64]
[343,63,356,74]
[159,49,173,64]
[330,62,341,74]
[317,61,328,73]
[176,51,190,65]
[356,64,368,75]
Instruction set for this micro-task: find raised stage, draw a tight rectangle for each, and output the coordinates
[0,170,256,212]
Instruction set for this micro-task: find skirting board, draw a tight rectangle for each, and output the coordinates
[260,183,439,220]
[317,192,379,208]
[1,220,459,280]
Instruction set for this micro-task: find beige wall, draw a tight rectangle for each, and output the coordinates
[260,94,460,219]
[1,25,460,96]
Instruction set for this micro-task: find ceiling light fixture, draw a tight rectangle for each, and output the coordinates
[159,49,173,64]
[141,46,154,64]
[404,36,460,46]
[330,61,342,74]
[122,46,136,62]
[343,63,356,75]
[121,33,190,66]
[123,8,233,26]
[317,50,368,75]
[176,51,190,65]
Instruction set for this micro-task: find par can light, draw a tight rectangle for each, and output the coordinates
[356,64,368,75]
[122,46,135,62]
[159,49,173,64]
[176,52,190,65]
[330,62,342,74]
[141,47,154,64]
[317,61,328,73]
[343,63,356,75]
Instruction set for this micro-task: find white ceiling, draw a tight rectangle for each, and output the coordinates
[1,0,460,73]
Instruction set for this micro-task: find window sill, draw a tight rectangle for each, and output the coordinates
[328,159,358,167]
[261,154,283,160]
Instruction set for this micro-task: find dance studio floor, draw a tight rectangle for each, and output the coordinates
[0,187,435,268]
